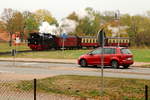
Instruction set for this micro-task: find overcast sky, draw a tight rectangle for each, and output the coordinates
[0,0,150,20]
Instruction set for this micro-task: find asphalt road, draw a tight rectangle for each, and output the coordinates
[0,61,150,80]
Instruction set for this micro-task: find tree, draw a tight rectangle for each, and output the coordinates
[75,7,101,36]
[11,11,25,41]
[0,21,5,32]
[34,9,58,26]
[1,8,16,46]
[101,11,115,22]
[67,12,79,22]
[22,11,39,38]
[121,14,150,46]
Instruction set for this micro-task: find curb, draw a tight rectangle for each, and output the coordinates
[0,58,77,64]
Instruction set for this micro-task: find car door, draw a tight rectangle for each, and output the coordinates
[103,48,116,65]
[120,48,133,61]
[86,48,102,65]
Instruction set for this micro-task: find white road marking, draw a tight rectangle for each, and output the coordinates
[22,63,38,65]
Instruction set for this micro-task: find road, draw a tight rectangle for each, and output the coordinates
[0,61,150,80]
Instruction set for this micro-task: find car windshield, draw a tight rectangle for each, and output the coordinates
[121,48,132,54]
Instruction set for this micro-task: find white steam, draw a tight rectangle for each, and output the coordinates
[39,22,57,35]
[59,19,78,34]
[39,19,78,35]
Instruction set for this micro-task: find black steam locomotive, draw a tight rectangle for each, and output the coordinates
[28,32,129,51]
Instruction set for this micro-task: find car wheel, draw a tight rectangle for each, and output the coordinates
[123,65,130,69]
[80,59,87,67]
[111,60,119,69]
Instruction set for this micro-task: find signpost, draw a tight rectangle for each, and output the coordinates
[97,29,105,96]
[60,33,68,58]
[11,49,16,67]
[60,33,68,50]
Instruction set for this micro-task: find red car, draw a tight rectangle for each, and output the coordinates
[78,47,134,68]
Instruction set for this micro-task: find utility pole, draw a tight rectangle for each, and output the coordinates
[115,10,120,47]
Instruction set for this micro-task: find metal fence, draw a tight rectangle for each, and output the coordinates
[0,79,94,100]
[0,79,149,100]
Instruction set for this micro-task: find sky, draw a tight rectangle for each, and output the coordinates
[0,0,150,20]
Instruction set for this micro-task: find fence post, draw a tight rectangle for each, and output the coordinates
[145,85,148,100]
[34,79,37,100]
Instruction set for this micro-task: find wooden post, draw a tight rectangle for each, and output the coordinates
[34,79,37,100]
[145,85,148,100]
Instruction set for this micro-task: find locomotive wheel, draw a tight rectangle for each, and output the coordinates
[80,59,87,67]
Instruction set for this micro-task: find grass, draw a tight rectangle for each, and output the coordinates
[14,49,89,59]
[0,42,150,62]
[131,49,150,62]
[14,75,150,99]
[0,42,30,52]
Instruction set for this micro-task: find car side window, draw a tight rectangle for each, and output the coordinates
[121,48,132,54]
[104,48,116,54]
[91,49,102,54]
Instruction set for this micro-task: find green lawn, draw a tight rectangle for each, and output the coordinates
[13,75,150,99]
[131,49,150,62]
[0,42,150,62]
[0,42,30,52]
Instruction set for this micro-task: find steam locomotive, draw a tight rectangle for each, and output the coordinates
[27,32,129,51]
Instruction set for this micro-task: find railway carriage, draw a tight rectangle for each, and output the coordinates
[80,36,99,48]
[106,37,129,47]
[54,36,81,49]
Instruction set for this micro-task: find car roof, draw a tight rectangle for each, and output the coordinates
[98,46,127,49]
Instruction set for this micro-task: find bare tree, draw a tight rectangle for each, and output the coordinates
[1,8,16,46]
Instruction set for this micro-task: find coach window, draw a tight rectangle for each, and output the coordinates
[122,40,124,43]
[111,39,114,43]
[82,38,84,43]
[84,38,88,43]
[90,39,92,43]
[91,39,93,43]
[89,39,91,43]
[124,39,126,43]
[93,39,95,43]
[112,39,115,43]
[92,39,94,43]
[120,39,122,43]
[108,39,111,43]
